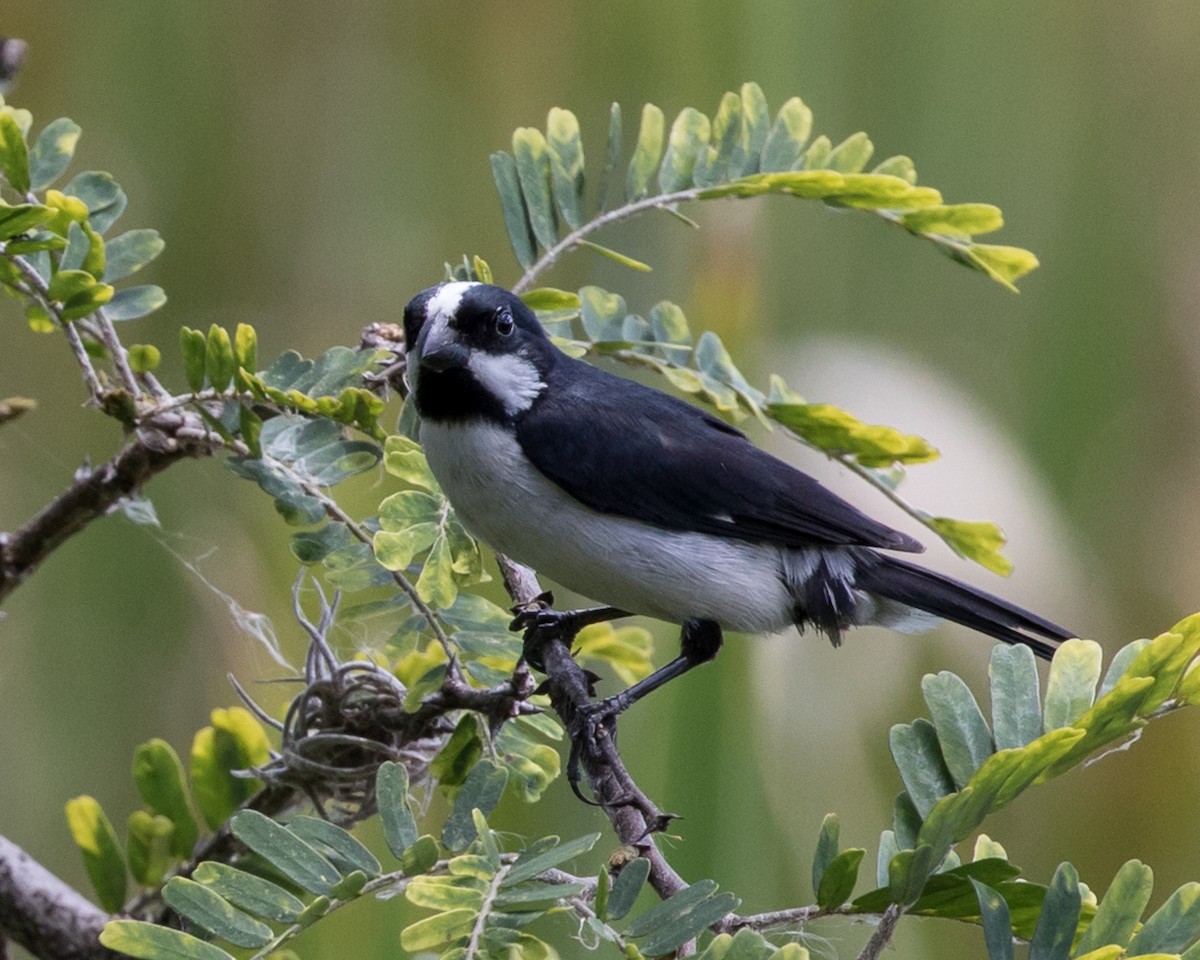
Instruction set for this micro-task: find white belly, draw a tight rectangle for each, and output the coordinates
[419,421,794,632]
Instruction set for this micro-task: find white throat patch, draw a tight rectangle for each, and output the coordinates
[467,351,545,415]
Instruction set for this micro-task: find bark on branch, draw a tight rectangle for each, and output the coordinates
[0,835,122,960]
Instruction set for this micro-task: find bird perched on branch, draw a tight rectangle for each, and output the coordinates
[402,281,1073,722]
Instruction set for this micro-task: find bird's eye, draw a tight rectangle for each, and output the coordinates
[494,308,515,337]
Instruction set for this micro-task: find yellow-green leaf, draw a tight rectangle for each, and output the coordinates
[769,400,938,467]
[546,107,585,230]
[926,517,1012,576]
[65,796,127,912]
[190,707,270,830]
[626,103,665,201]
[962,243,1039,291]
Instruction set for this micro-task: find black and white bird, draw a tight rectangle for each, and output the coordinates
[403,281,1073,719]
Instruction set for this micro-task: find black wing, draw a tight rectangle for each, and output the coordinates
[516,358,923,553]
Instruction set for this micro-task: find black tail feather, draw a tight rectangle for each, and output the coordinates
[856,555,1073,661]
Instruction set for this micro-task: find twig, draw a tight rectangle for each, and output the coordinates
[0,834,123,960]
[857,902,905,960]
[0,433,204,604]
[513,187,709,294]
[465,862,511,960]
[288,471,457,658]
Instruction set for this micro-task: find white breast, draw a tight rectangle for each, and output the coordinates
[419,420,795,633]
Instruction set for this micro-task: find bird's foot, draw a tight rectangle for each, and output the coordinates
[510,596,629,671]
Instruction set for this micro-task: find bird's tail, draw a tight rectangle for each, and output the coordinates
[855,554,1073,661]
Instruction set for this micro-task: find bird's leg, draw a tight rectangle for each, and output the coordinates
[579,618,724,725]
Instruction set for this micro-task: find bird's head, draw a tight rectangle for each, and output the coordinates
[403,282,555,422]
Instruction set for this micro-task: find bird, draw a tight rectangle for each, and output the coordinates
[402,280,1074,721]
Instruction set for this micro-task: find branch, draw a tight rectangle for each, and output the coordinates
[0,425,210,603]
[0,834,122,960]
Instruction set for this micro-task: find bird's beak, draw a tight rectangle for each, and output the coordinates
[419,341,471,372]
[415,320,470,372]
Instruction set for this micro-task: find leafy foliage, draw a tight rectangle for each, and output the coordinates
[490,83,1038,292]
[67,709,269,912]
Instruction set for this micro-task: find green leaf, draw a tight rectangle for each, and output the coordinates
[29,117,81,191]
[0,111,30,193]
[926,517,1012,576]
[693,91,742,187]
[443,762,509,852]
[65,170,127,234]
[181,326,207,392]
[817,849,865,910]
[132,738,198,859]
[579,285,627,342]
[811,814,840,897]
[876,831,900,888]
[188,707,269,830]
[632,884,740,957]
[961,244,1039,291]
[769,400,937,467]
[596,101,622,212]
[503,833,601,886]
[205,325,236,392]
[128,343,161,374]
[407,873,487,911]
[65,795,127,912]
[626,103,665,201]
[61,281,115,321]
[400,908,477,952]
[658,107,710,194]
[888,719,954,818]
[971,879,1014,960]
[1075,860,1154,955]
[383,434,440,491]
[296,439,381,487]
[607,857,651,921]
[1043,639,1103,731]
[127,811,174,887]
[104,229,165,282]
[1127,882,1200,955]
[922,671,994,788]
[888,844,938,905]
[491,151,536,270]
[730,82,770,178]
[826,132,874,174]
[163,877,273,948]
[377,761,420,857]
[989,644,1043,749]
[1028,863,1081,960]
[416,532,457,608]
[903,203,1003,238]
[626,879,719,937]
[230,810,340,895]
[0,202,53,240]
[401,835,440,877]
[100,920,236,960]
[193,861,305,922]
[577,238,651,272]
[512,126,558,251]
[289,816,381,877]
[874,154,917,183]
[760,97,813,173]
[546,107,585,230]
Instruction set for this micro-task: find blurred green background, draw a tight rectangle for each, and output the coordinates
[2,2,1199,958]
